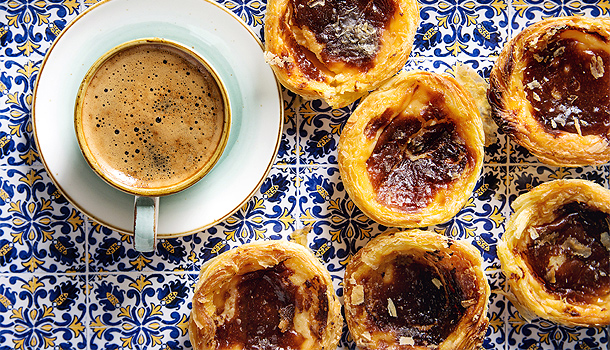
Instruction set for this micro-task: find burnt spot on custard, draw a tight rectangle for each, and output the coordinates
[523,201,610,303]
[364,93,472,212]
[290,0,396,69]
[523,28,610,137]
[303,276,331,338]
[358,252,480,346]
[215,262,330,350]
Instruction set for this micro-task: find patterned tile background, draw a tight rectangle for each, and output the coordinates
[0,0,608,349]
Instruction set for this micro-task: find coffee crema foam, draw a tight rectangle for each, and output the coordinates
[80,42,226,190]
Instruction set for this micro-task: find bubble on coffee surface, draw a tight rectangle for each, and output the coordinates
[80,42,226,190]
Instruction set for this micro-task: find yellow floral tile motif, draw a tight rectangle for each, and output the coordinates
[0,0,608,349]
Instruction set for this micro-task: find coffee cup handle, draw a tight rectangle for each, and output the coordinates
[133,196,159,252]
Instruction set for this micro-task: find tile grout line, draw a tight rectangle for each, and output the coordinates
[22,161,604,171]
[4,270,203,277]
[504,4,513,350]
[80,0,91,344]
[292,161,588,168]
[28,5,605,348]
[78,0,91,320]
[85,217,91,350]
[295,96,302,234]
[76,0,88,305]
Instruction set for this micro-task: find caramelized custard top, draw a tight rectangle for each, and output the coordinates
[358,253,479,346]
[524,202,610,303]
[291,0,396,69]
[216,262,329,350]
[523,29,610,136]
[365,93,471,212]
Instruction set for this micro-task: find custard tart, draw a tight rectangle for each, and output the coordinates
[338,71,485,227]
[264,0,419,108]
[189,239,342,350]
[344,230,490,350]
[488,16,610,166]
[498,179,610,326]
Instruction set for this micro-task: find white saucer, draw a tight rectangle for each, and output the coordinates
[33,0,283,237]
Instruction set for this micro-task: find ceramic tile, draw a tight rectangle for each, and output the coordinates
[297,165,388,283]
[510,2,610,35]
[405,56,492,75]
[0,0,607,349]
[0,165,86,273]
[0,0,81,60]
[485,129,509,165]
[509,139,545,165]
[297,166,375,350]
[88,222,194,273]
[83,0,102,9]
[0,57,41,167]
[0,273,88,350]
[413,0,510,58]
[89,272,196,350]
[218,0,266,41]
[298,99,355,166]
[506,302,609,350]
[432,166,508,270]
[191,166,298,270]
[276,87,298,166]
[508,165,609,202]
[189,225,233,270]
[484,271,509,350]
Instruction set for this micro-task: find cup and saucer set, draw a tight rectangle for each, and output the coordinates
[33,0,283,252]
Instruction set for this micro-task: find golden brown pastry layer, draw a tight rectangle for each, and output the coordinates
[189,240,342,350]
[344,230,490,350]
[338,71,485,227]
[264,0,419,108]
[488,16,610,166]
[499,179,610,326]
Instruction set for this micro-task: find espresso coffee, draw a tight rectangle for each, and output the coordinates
[78,41,228,192]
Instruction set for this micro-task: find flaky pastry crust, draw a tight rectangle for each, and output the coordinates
[189,239,342,350]
[264,0,418,108]
[344,230,490,350]
[488,16,610,166]
[498,179,610,326]
[337,71,485,227]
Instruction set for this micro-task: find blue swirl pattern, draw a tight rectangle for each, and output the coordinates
[0,0,607,349]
